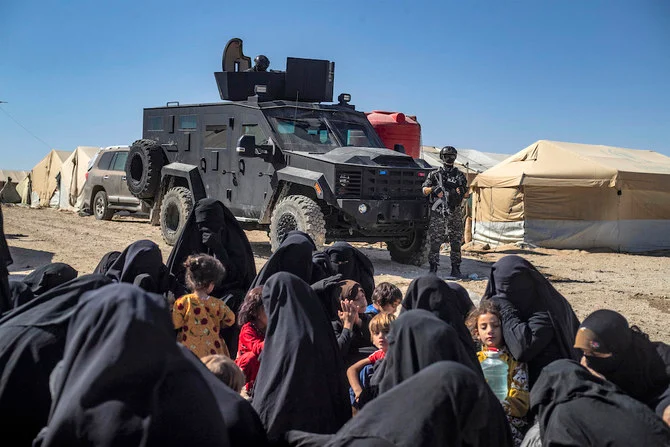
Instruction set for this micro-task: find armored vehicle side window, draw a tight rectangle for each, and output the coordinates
[111,152,128,171]
[179,115,197,130]
[243,124,269,145]
[97,152,114,170]
[205,125,227,148]
[148,116,163,131]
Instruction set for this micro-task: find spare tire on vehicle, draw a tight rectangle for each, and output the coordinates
[125,139,164,199]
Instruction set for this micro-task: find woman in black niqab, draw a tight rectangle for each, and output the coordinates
[401,275,476,351]
[324,241,375,303]
[482,254,580,387]
[22,262,78,296]
[575,309,670,419]
[7,280,35,309]
[0,274,112,447]
[530,359,670,446]
[166,198,256,300]
[106,239,168,293]
[250,230,316,289]
[92,250,121,275]
[373,309,483,396]
[287,361,513,447]
[34,283,231,447]
[252,272,350,442]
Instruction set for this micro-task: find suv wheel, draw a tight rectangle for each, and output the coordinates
[126,139,164,199]
[160,186,193,245]
[93,190,114,221]
[387,229,430,266]
[270,195,326,252]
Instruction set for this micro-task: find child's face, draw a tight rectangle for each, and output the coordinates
[477,313,502,349]
[381,299,401,315]
[256,306,268,330]
[352,288,367,312]
[371,330,389,351]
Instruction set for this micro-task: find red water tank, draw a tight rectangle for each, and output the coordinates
[366,110,421,159]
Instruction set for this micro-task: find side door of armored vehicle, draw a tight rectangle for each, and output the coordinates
[201,111,232,206]
[226,109,274,219]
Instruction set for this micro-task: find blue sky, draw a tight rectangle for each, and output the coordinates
[1,0,668,170]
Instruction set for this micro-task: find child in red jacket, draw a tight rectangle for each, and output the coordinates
[234,286,266,395]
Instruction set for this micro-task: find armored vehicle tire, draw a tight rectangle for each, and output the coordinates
[387,229,430,266]
[270,195,326,252]
[93,190,114,221]
[160,187,193,246]
[126,139,164,199]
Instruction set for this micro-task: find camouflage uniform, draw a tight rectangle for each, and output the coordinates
[422,166,467,270]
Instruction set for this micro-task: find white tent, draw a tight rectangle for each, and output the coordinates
[58,146,101,212]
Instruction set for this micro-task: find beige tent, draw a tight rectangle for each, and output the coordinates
[30,149,71,207]
[59,146,101,212]
[470,140,670,252]
[0,170,28,203]
[16,174,31,205]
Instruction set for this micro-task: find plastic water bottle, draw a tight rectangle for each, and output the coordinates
[481,348,508,401]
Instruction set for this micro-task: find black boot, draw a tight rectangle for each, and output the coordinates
[450,263,462,278]
[429,263,438,275]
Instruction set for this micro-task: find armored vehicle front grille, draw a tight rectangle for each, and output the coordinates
[363,169,425,199]
[335,170,362,197]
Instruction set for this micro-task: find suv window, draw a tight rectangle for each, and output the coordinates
[97,152,114,170]
[111,152,128,171]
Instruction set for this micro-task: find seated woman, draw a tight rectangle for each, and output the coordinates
[482,255,581,388]
[530,359,670,446]
[574,309,670,425]
[324,241,375,303]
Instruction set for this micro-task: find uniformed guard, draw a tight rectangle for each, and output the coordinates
[421,146,467,277]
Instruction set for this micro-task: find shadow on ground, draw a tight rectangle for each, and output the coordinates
[7,246,54,272]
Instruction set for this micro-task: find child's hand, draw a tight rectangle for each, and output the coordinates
[339,300,358,330]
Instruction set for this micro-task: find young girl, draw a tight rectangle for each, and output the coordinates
[347,312,396,410]
[172,254,235,358]
[234,286,267,396]
[466,301,530,447]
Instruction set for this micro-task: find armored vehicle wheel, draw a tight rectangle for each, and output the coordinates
[93,190,114,221]
[270,195,326,252]
[387,229,430,266]
[160,187,193,246]
[126,139,164,199]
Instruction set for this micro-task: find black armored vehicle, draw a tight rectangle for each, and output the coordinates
[125,38,434,265]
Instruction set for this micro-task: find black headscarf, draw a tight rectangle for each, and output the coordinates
[577,309,670,415]
[250,230,316,289]
[373,309,483,395]
[287,361,513,447]
[7,280,35,309]
[324,242,375,303]
[252,272,350,442]
[166,198,256,300]
[92,250,122,275]
[34,283,230,447]
[0,274,112,447]
[482,255,580,372]
[445,281,475,319]
[311,250,336,283]
[0,203,12,314]
[531,359,670,446]
[22,262,78,296]
[401,275,477,351]
[106,239,167,293]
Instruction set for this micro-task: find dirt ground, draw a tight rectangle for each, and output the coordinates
[4,204,669,343]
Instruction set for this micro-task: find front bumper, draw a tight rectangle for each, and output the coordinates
[337,198,430,226]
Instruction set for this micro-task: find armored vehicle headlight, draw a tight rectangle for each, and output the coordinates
[358,204,368,214]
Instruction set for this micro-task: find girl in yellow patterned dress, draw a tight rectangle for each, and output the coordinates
[173,254,235,358]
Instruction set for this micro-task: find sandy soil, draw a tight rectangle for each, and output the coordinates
[4,204,669,343]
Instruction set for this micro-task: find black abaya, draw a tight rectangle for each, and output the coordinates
[34,283,231,447]
[22,262,78,296]
[0,274,112,447]
[250,230,316,289]
[252,272,350,442]
[106,239,168,293]
[324,241,375,303]
[482,254,580,387]
[287,361,513,447]
[531,359,670,446]
[92,250,122,275]
[7,280,35,309]
[0,204,12,314]
[373,309,483,395]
